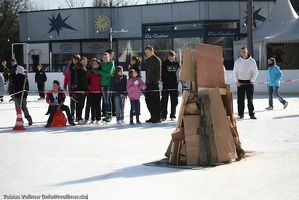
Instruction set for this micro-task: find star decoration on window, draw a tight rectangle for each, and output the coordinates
[243,5,266,29]
[48,13,77,36]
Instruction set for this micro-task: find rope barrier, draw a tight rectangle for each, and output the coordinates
[7,78,299,97]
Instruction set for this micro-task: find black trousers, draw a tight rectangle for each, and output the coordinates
[161,89,178,119]
[37,83,45,98]
[145,83,161,120]
[237,80,255,117]
[69,89,76,119]
[90,93,102,121]
[75,92,86,121]
[47,104,72,124]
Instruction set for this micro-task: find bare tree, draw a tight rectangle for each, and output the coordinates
[93,0,137,7]
[65,0,85,8]
[0,0,30,59]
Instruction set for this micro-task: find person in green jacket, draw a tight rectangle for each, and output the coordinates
[91,52,115,122]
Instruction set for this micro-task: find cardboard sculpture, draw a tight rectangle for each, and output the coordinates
[166,43,244,166]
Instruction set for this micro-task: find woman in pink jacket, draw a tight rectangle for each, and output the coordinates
[126,69,146,124]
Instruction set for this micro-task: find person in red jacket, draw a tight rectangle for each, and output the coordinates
[87,59,102,124]
[45,80,76,128]
[63,54,80,120]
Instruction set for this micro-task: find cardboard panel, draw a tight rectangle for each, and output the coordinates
[199,88,237,164]
[179,48,197,82]
[195,43,226,88]
[183,115,201,165]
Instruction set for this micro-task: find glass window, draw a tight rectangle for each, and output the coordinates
[144,25,172,32]
[144,38,172,61]
[82,42,111,60]
[174,24,202,31]
[267,43,299,69]
[174,37,203,65]
[207,22,237,29]
[206,37,234,69]
[117,40,142,65]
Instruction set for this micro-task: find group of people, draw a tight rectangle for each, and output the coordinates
[233,47,288,120]
[0,45,289,128]
[46,46,181,127]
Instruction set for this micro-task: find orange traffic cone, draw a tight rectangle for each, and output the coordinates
[13,108,26,130]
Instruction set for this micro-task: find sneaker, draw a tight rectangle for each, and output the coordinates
[89,121,94,124]
[129,120,134,125]
[145,118,153,123]
[103,114,111,122]
[117,120,121,125]
[250,115,257,120]
[77,120,84,125]
[27,116,33,126]
[283,101,288,109]
[68,120,76,126]
[265,106,273,110]
[44,123,51,128]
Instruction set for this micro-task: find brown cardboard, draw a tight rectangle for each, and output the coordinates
[183,115,201,165]
[195,43,226,88]
[179,48,197,82]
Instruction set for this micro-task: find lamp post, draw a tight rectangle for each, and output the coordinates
[247,0,254,56]
[109,28,128,49]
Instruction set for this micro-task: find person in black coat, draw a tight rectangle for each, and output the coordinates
[74,57,89,125]
[11,66,33,126]
[35,64,47,100]
[161,50,180,121]
[8,58,18,101]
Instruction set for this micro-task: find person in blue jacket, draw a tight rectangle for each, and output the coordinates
[265,57,288,110]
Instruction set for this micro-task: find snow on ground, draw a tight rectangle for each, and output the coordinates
[0,93,299,200]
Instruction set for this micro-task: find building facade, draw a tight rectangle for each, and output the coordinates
[18,0,275,71]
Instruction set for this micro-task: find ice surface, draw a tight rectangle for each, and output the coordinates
[1,94,299,200]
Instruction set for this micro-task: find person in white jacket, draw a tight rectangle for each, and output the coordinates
[233,47,258,119]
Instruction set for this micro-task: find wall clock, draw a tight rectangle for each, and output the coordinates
[94,15,111,32]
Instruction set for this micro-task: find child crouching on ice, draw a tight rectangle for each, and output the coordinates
[126,69,146,124]
[45,80,76,128]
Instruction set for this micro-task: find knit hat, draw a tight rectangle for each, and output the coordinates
[16,66,24,74]
[53,80,60,87]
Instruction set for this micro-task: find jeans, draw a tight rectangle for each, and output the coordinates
[14,98,31,119]
[114,96,125,121]
[130,100,140,120]
[102,86,112,114]
[268,86,286,107]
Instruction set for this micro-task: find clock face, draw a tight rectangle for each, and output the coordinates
[94,15,111,32]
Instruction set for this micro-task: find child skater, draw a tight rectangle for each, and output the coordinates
[87,59,102,124]
[45,80,76,128]
[111,66,127,124]
[35,64,47,100]
[126,69,146,124]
